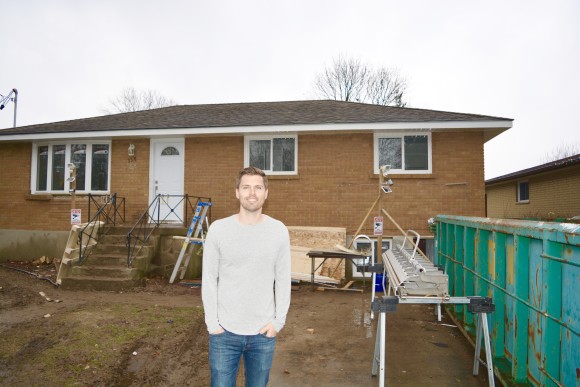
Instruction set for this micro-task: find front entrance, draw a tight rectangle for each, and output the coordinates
[150,138,185,223]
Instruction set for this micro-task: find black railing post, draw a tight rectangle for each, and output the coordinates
[112,193,117,226]
[127,234,131,267]
[78,228,83,263]
[88,193,92,221]
[156,195,160,225]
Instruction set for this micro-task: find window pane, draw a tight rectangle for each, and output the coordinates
[404,135,428,170]
[51,145,66,190]
[378,138,402,169]
[91,144,109,191]
[273,138,295,171]
[70,144,86,191]
[518,182,529,201]
[249,140,271,170]
[161,146,179,156]
[37,146,48,191]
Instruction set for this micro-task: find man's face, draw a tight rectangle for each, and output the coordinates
[236,174,268,213]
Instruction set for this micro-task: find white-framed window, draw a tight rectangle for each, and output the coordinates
[244,135,297,175]
[31,141,111,194]
[373,132,432,174]
[517,180,529,203]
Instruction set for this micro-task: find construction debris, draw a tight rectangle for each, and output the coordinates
[290,272,340,285]
[32,256,53,265]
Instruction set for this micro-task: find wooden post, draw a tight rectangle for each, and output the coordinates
[377,168,385,264]
[381,208,429,260]
[69,164,77,210]
[347,195,380,249]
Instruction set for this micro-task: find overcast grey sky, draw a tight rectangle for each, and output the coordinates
[1,0,579,178]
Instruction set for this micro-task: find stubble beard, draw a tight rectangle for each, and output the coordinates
[240,197,265,213]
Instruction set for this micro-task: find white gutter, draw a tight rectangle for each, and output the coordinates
[0,120,512,142]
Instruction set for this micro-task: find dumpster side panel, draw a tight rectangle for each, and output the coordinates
[435,215,580,386]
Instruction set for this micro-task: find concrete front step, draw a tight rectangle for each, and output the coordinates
[92,243,153,256]
[84,254,127,266]
[71,265,142,279]
[60,276,144,291]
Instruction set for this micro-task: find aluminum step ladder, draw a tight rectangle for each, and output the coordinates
[169,201,211,283]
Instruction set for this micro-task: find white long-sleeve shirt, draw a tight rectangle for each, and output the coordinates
[201,215,291,335]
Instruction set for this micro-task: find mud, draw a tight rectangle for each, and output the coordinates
[0,263,492,386]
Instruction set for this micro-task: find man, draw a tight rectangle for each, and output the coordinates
[202,166,291,387]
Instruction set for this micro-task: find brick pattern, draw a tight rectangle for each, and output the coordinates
[1,131,486,235]
[186,131,485,236]
[110,139,151,223]
[486,165,580,219]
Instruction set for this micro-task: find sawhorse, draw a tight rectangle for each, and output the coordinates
[371,296,496,387]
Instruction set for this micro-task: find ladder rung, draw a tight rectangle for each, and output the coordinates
[173,236,203,242]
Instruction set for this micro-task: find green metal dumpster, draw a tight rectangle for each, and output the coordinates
[435,215,579,386]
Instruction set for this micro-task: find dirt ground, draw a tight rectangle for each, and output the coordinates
[0,262,494,386]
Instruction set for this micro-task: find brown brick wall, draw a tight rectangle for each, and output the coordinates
[185,130,485,236]
[486,165,580,219]
[1,130,486,235]
[0,140,151,231]
[0,143,73,230]
[110,139,151,223]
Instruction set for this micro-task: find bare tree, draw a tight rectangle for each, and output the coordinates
[367,68,407,107]
[103,87,176,114]
[314,56,408,107]
[315,56,368,102]
[542,142,580,163]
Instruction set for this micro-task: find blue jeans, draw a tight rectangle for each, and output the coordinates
[209,329,276,387]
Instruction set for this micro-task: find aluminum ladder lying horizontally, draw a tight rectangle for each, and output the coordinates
[382,230,449,298]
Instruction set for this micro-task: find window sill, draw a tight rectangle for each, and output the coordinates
[268,174,299,180]
[516,200,530,205]
[26,194,53,201]
[370,173,434,180]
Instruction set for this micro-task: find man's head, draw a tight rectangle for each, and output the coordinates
[236,167,268,190]
[235,167,269,214]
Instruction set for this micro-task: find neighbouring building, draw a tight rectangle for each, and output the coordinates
[486,153,580,220]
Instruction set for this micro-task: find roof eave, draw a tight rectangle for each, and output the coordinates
[0,119,513,142]
[486,154,580,185]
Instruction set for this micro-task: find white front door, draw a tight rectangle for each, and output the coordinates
[150,138,184,223]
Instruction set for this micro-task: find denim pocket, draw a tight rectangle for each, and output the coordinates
[259,332,277,340]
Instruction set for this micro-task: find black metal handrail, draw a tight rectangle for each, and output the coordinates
[87,193,126,225]
[78,193,126,264]
[126,194,211,268]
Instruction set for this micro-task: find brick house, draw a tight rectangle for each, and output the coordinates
[485,154,580,220]
[0,100,512,260]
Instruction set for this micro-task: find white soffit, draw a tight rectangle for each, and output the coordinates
[0,120,513,142]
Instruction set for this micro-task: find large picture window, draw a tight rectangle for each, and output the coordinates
[32,142,111,193]
[244,135,297,175]
[374,133,431,174]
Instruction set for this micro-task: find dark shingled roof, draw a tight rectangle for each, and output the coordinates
[486,154,580,184]
[0,100,512,136]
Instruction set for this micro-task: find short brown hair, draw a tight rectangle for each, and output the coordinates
[236,167,268,189]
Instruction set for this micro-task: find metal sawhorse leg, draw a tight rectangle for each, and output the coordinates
[371,296,496,387]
